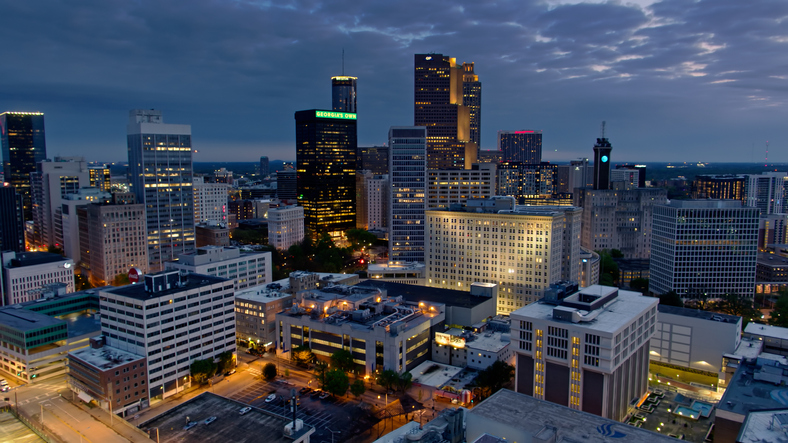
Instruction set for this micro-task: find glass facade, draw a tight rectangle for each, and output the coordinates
[331,76,357,114]
[498,130,542,165]
[389,127,427,263]
[0,112,47,220]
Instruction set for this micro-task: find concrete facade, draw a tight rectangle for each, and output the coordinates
[166,245,272,291]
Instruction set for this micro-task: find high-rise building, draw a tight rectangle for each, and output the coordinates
[462,62,482,147]
[592,137,612,190]
[88,165,112,192]
[295,109,357,237]
[357,146,389,175]
[78,193,148,286]
[267,205,305,250]
[497,162,559,201]
[127,109,195,273]
[557,159,592,194]
[427,163,496,209]
[425,197,582,314]
[744,171,787,215]
[259,156,269,177]
[60,188,113,263]
[498,131,542,164]
[30,157,91,249]
[367,174,388,230]
[192,176,229,224]
[389,127,427,263]
[650,200,759,299]
[2,251,74,306]
[276,170,297,201]
[0,112,47,220]
[355,170,372,229]
[692,175,745,200]
[0,185,25,253]
[332,76,357,113]
[511,285,657,421]
[478,150,503,164]
[414,54,477,170]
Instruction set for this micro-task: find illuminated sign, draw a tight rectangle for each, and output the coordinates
[315,110,357,120]
[436,332,466,349]
[129,267,142,283]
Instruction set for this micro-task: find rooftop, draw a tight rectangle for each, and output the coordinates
[745,323,788,341]
[70,343,144,371]
[664,199,751,209]
[658,305,741,324]
[0,307,63,333]
[737,409,788,443]
[103,273,229,301]
[758,252,788,266]
[469,389,676,442]
[409,361,464,388]
[5,251,70,268]
[358,280,492,309]
[235,286,294,303]
[718,358,788,418]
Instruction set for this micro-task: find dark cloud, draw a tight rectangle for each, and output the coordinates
[1,0,786,163]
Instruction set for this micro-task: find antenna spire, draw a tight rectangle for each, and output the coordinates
[601,121,606,139]
[342,49,345,76]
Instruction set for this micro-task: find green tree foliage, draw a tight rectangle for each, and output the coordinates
[350,379,366,398]
[610,249,624,258]
[658,291,684,308]
[231,228,266,245]
[629,278,649,294]
[770,294,788,327]
[314,361,329,388]
[291,345,315,367]
[473,361,514,400]
[376,369,399,392]
[323,368,349,397]
[112,273,131,286]
[330,349,355,373]
[190,358,218,384]
[75,273,93,291]
[263,362,277,380]
[396,372,413,392]
[596,250,620,286]
[716,293,762,325]
[47,245,64,256]
[346,229,377,250]
[217,351,234,373]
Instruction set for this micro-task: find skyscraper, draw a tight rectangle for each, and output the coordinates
[127,109,195,272]
[0,112,47,220]
[30,157,91,249]
[259,156,269,177]
[592,137,612,190]
[0,185,25,253]
[462,62,482,147]
[389,126,427,263]
[744,171,787,215]
[332,76,357,113]
[414,54,477,170]
[498,131,542,164]
[295,110,357,237]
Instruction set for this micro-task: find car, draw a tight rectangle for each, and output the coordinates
[265,394,277,403]
[310,390,322,399]
[319,392,330,400]
[224,369,236,376]
[0,379,7,386]
[204,416,217,425]
[183,421,198,430]
[239,407,252,415]
[299,387,312,395]
[0,386,9,392]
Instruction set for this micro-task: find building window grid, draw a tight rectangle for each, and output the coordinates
[570,336,582,409]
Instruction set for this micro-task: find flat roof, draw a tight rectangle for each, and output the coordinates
[757,252,788,266]
[62,312,102,338]
[737,409,788,443]
[358,281,492,309]
[235,286,293,303]
[409,361,464,388]
[140,392,313,443]
[745,323,788,341]
[470,389,676,442]
[511,287,656,333]
[0,308,63,333]
[70,344,144,371]
[6,252,69,267]
[104,273,228,301]
[658,305,740,324]
[718,359,788,418]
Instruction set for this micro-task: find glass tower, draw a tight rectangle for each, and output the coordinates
[127,109,195,272]
[498,130,542,164]
[0,112,47,220]
[332,76,357,113]
[389,126,427,263]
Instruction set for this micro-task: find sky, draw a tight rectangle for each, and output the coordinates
[2,0,787,164]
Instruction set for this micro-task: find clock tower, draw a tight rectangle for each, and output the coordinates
[593,137,612,190]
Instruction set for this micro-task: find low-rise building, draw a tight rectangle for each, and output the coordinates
[366,262,426,285]
[431,327,513,370]
[743,323,788,356]
[235,286,295,351]
[195,221,230,247]
[2,251,74,305]
[756,252,788,282]
[165,245,271,290]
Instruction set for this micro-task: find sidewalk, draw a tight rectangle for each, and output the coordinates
[60,388,151,443]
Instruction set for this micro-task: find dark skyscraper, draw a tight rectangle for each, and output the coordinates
[593,137,613,190]
[295,110,357,236]
[277,170,297,201]
[0,112,47,220]
[414,54,477,170]
[498,130,543,164]
[357,146,389,175]
[0,185,25,253]
[332,76,357,113]
[260,156,269,176]
[462,62,482,148]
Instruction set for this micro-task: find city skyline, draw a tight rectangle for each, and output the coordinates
[2,0,787,163]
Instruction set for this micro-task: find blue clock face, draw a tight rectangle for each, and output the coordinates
[601,155,609,163]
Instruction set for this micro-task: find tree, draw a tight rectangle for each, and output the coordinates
[47,245,64,256]
[597,250,620,286]
[346,229,377,250]
[291,345,315,367]
[330,349,355,373]
[263,362,277,380]
[770,294,788,327]
[658,291,684,308]
[314,361,329,388]
[112,273,131,286]
[716,293,762,325]
[473,361,514,400]
[630,278,649,294]
[75,273,93,291]
[376,369,399,392]
[396,372,413,392]
[610,249,624,258]
[323,368,349,397]
[190,358,217,384]
[350,379,366,398]
[217,351,234,373]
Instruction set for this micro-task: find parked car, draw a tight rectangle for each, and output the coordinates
[224,369,236,376]
[0,379,7,386]
[265,394,277,403]
[299,387,312,395]
[319,392,330,400]
[310,390,322,399]
[184,421,198,430]
[0,386,9,392]
[204,416,217,425]
[239,407,252,415]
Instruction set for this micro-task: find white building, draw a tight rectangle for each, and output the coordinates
[99,271,235,402]
[431,327,513,370]
[60,187,112,264]
[165,245,271,291]
[193,176,229,224]
[650,200,759,299]
[427,163,496,209]
[511,285,658,421]
[745,171,787,215]
[367,262,426,285]
[367,174,388,230]
[425,197,582,314]
[2,251,74,305]
[235,286,295,351]
[267,205,304,250]
[30,157,91,249]
[389,126,427,263]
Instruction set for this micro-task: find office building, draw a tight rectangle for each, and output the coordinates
[229,198,268,221]
[462,62,481,147]
[100,272,235,402]
[0,112,46,220]
[650,200,759,299]
[389,126,427,263]
[193,176,229,224]
[579,248,600,287]
[127,109,195,273]
[77,193,148,286]
[2,251,74,305]
[213,167,233,184]
[331,76,357,113]
[295,109,357,237]
[574,187,668,259]
[60,188,113,263]
[511,285,658,421]
[276,170,297,202]
[29,156,91,249]
[357,146,389,175]
[478,150,503,164]
[68,337,148,417]
[268,205,305,250]
[592,137,612,190]
[366,262,426,286]
[414,54,477,170]
[756,252,788,282]
[355,170,372,229]
[235,286,295,351]
[425,197,582,314]
[88,165,112,192]
[759,213,788,249]
[692,174,745,200]
[498,131,542,164]
[614,164,646,188]
[194,222,230,248]
[165,245,271,291]
[497,162,560,202]
[427,163,495,209]
[259,156,269,176]
[0,185,25,253]
[367,174,388,230]
[557,158,592,194]
[744,171,787,214]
